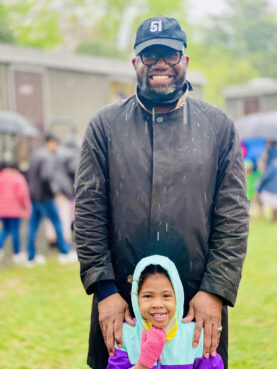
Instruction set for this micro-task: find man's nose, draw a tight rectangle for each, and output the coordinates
[152,57,168,68]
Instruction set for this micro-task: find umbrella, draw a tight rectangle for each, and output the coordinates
[235,111,277,140]
[0,111,40,137]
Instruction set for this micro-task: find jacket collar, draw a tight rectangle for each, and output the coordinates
[136,81,190,115]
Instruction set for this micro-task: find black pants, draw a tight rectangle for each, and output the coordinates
[87,296,229,369]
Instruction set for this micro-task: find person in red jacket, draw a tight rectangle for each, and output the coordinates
[0,161,31,264]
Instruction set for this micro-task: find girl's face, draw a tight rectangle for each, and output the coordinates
[138,272,176,329]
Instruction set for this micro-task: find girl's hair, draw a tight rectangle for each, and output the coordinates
[0,161,18,170]
[137,264,172,294]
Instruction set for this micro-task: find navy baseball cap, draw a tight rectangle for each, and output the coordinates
[134,16,187,56]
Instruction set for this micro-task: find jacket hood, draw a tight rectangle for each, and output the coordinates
[131,255,184,330]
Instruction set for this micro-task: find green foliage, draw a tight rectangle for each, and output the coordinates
[0,0,62,49]
[0,4,15,43]
[75,0,132,59]
[203,0,277,78]
[75,0,188,58]
[1,0,277,105]
[92,0,132,41]
[134,0,187,22]
[0,0,95,49]
[188,43,257,106]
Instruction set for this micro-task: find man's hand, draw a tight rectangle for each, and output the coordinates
[98,293,135,357]
[182,291,223,359]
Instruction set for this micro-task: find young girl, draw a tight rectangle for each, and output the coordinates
[107,255,223,368]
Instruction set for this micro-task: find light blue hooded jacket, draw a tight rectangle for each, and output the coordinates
[107,255,223,369]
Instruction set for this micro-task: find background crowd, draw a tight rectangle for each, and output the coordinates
[0,133,80,267]
[1,134,277,268]
[242,140,277,221]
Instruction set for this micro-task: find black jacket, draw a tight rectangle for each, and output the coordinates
[74,95,249,309]
[28,146,59,202]
[55,144,80,199]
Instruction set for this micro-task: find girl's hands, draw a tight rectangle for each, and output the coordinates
[138,326,166,368]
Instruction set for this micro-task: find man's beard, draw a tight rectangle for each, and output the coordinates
[137,69,186,106]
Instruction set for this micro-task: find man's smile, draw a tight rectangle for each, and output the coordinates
[151,75,172,80]
[147,73,175,88]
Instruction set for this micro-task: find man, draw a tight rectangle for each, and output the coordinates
[44,136,81,245]
[27,133,77,265]
[75,16,249,369]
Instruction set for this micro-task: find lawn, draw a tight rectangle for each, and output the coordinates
[0,217,276,369]
[229,217,277,369]
[0,261,90,369]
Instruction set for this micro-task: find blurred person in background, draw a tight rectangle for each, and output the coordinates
[0,160,31,265]
[257,141,277,221]
[44,136,80,246]
[26,133,77,265]
[244,159,262,202]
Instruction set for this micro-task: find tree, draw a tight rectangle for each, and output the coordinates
[202,0,277,77]
[1,0,264,107]
[1,0,62,49]
[0,0,96,50]
[0,4,15,43]
[76,0,188,58]
[188,42,257,106]
[1,0,188,56]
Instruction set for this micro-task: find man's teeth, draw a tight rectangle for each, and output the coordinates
[152,75,169,80]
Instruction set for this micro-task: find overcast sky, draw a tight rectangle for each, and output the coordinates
[188,0,277,20]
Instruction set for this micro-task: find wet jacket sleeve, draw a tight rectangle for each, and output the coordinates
[74,115,115,294]
[200,117,249,306]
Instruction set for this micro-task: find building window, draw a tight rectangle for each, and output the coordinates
[244,98,260,115]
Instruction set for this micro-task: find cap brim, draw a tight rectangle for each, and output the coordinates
[135,38,184,55]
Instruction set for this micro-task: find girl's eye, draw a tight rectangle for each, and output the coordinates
[164,294,173,298]
[143,294,152,299]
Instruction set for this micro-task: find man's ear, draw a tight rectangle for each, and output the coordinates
[132,58,136,68]
[185,56,190,66]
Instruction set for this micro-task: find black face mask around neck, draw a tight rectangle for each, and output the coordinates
[137,81,192,108]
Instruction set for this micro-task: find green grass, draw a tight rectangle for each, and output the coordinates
[229,217,277,369]
[0,260,91,369]
[0,217,276,369]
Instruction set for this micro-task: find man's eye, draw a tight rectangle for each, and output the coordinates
[166,52,177,57]
[143,53,155,59]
